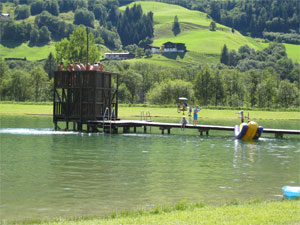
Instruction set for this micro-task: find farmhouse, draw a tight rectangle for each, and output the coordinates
[104,52,135,60]
[161,42,186,53]
[144,44,161,54]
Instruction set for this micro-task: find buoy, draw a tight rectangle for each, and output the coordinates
[282,186,300,199]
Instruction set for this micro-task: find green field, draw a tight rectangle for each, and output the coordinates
[0,42,56,61]
[1,102,299,120]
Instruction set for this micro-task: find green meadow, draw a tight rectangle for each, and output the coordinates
[0,42,56,61]
[121,1,299,64]
[1,102,299,120]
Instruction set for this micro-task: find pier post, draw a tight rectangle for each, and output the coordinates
[66,122,69,131]
[73,122,76,131]
[144,126,147,133]
[123,126,130,133]
[168,128,171,134]
[275,133,283,138]
[199,129,209,136]
[77,122,82,131]
[159,127,165,134]
[134,126,137,133]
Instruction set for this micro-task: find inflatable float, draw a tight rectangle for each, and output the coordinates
[234,121,263,140]
[282,186,300,199]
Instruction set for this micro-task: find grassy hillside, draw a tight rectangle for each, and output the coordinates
[0,42,56,61]
[1,1,299,64]
[122,2,260,52]
[121,1,299,65]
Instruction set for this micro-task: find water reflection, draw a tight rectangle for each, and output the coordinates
[233,139,259,168]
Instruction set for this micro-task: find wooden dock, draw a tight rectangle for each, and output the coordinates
[87,120,300,138]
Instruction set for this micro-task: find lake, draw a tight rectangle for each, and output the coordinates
[0,115,299,222]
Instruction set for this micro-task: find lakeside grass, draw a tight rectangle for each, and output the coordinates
[1,102,299,120]
[8,200,300,225]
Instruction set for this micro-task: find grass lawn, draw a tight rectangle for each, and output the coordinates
[1,102,299,121]
[12,200,300,225]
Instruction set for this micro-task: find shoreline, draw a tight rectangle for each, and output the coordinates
[4,199,299,225]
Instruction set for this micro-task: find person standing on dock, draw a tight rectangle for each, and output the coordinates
[193,105,201,126]
[237,110,244,123]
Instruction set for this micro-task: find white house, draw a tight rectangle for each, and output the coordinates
[104,52,135,60]
[144,44,161,54]
[161,42,186,53]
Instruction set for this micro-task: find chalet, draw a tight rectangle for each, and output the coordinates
[104,52,135,60]
[144,44,161,54]
[161,42,186,53]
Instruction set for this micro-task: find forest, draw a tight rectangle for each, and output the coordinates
[0,27,299,109]
[0,0,153,49]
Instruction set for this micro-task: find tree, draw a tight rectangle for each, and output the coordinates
[74,8,95,27]
[212,69,225,106]
[30,0,43,15]
[277,80,298,108]
[29,27,39,45]
[93,3,107,24]
[7,70,33,101]
[39,26,51,43]
[220,44,229,65]
[135,47,143,58]
[43,0,59,16]
[44,52,56,79]
[172,15,181,36]
[30,67,48,101]
[147,79,194,105]
[194,66,213,105]
[107,5,119,27]
[209,21,216,31]
[0,57,8,79]
[120,71,143,103]
[14,5,30,20]
[55,26,100,64]
[145,49,152,58]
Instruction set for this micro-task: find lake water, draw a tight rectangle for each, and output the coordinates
[0,115,299,222]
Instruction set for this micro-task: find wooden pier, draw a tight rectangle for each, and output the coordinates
[86,120,300,138]
[53,71,300,138]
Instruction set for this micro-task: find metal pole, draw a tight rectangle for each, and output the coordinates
[86,27,89,68]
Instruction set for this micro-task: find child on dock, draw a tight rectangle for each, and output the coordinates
[181,116,188,131]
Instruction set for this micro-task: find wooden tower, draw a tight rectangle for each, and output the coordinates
[53,71,119,131]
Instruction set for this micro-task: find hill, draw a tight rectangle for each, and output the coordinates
[121,1,299,66]
[0,1,299,64]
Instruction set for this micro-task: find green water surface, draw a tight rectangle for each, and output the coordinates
[0,115,299,222]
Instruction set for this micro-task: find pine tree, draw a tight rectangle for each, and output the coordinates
[220,44,229,65]
[44,52,56,79]
[172,15,180,36]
